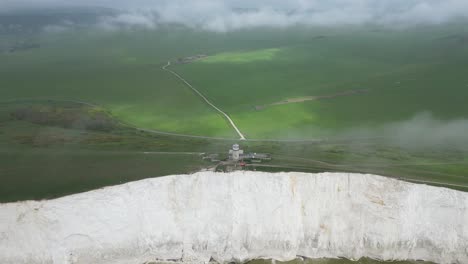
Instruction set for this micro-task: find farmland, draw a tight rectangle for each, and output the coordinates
[2,25,468,139]
[175,25,468,139]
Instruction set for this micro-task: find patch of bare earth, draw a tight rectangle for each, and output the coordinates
[255,88,370,110]
[175,54,208,64]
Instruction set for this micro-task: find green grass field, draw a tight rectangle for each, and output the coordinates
[0,101,220,201]
[0,29,240,137]
[2,24,467,139]
[1,24,468,204]
[175,24,468,139]
[1,100,467,203]
[1,27,345,138]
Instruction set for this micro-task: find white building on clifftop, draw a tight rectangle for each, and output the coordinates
[229,144,244,161]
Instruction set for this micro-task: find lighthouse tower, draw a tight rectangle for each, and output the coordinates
[229,144,244,161]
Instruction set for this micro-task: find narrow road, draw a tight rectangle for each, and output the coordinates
[162,61,246,140]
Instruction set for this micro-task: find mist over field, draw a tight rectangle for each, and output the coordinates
[2,0,468,32]
[271,112,468,151]
[341,113,468,150]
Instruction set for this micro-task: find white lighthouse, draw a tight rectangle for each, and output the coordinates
[229,144,244,161]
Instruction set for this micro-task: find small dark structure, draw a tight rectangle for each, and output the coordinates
[241,152,272,163]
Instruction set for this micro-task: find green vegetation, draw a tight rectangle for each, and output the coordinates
[0,101,217,201]
[1,9,467,264]
[1,100,467,203]
[176,24,468,139]
[3,24,468,139]
[0,29,239,137]
[1,23,468,203]
[2,148,203,202]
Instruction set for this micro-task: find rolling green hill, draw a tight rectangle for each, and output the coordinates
[2,23,468,202]
[175,25,468,139]
[2,24,468,139]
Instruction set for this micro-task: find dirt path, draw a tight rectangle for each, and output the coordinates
[163,61,246,140]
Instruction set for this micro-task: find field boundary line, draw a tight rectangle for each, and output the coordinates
[162,61,246,140]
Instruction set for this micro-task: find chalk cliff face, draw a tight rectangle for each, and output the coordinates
[0,172,467,264]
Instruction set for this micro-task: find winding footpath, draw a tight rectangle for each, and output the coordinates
[162,61,246,140]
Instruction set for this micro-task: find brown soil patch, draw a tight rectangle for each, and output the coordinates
[255,88,370,110]
[175,54,208,64]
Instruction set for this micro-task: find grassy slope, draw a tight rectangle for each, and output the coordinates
[0,101,467,203]
[0,102,217,202]
[0,27,334,137]
[176,24,468,138]
[0,26,388,138]
[1,25,468,203]
[4,25,467,139]
[0,29,236,137]
[1,148,202,202]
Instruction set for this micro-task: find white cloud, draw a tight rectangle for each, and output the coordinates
[42,24,70,33]
[342,112,468,149]
[97,12,157,31]
[2,0,468,31]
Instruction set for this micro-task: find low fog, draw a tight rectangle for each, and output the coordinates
[343,112,468,150]
[2,0,468,32]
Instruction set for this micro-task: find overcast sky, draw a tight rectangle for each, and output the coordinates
[3,0,468,31]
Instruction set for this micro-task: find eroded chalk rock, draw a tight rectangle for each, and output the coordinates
[1,172,467,264]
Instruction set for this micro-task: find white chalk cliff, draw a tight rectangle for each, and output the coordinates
[1,172,467,264]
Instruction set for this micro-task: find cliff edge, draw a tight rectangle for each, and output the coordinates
[1,172,467,264]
